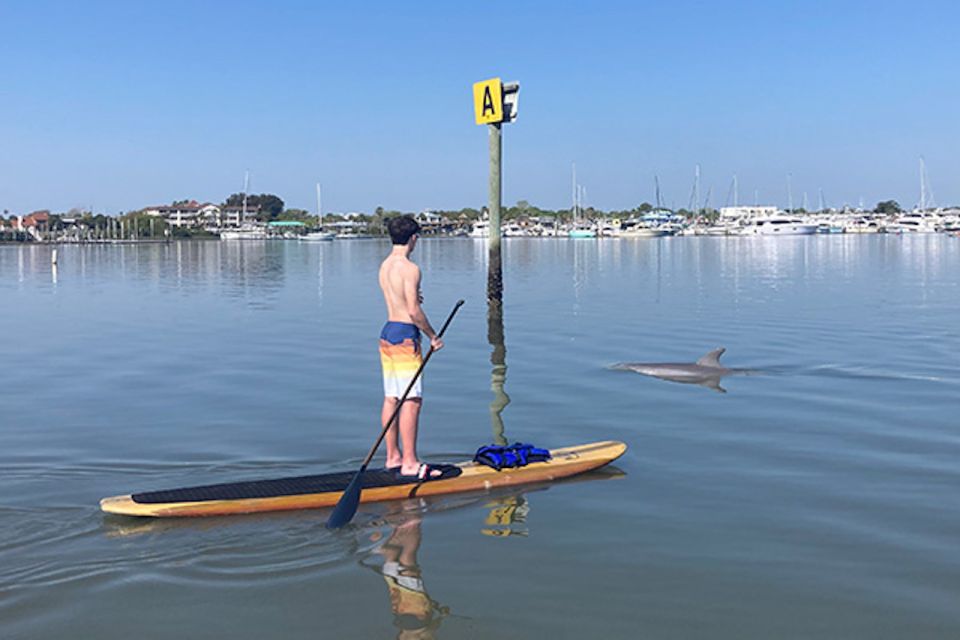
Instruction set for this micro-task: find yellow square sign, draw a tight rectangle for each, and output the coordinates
[473,78,503,125]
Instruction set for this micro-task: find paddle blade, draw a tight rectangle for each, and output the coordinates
[325,470,364,529]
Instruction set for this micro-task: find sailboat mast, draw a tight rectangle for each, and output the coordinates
[316,183,323,230]
[787,173,793,213]
[919,157,926,210]
[242,170,249,226]
[572,163,577,221]
[694,164,700,215]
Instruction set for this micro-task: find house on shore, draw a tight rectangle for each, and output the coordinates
[143,201,261,228]
[415,210,456,234]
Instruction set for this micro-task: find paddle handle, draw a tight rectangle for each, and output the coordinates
[359,299,465,470]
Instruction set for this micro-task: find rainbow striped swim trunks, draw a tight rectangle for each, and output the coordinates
[380,321,423,398]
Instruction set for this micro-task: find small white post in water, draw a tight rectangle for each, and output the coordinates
[51,249,58,265]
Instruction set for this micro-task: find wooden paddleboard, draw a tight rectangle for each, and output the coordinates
[100,441,626,517]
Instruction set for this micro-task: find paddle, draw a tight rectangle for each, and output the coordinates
[326,299,465,529]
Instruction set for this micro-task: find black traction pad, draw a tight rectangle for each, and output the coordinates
[132,464,462,504]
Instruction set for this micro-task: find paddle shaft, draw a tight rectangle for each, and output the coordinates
[358,299,465,470]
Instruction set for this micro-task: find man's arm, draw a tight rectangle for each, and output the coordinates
[403,265,443,350]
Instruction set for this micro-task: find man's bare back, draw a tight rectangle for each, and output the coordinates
[379,251,442,350]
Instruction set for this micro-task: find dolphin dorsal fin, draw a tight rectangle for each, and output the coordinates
[696,348,725,367]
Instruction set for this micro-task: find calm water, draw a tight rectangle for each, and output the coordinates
[1,236,959,639]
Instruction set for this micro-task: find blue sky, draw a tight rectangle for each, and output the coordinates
[1,0,957,214]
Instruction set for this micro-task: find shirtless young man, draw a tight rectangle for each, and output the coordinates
[379,216,444,480]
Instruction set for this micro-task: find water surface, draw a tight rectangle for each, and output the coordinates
[1,236,958,638]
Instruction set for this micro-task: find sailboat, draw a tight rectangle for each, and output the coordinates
[221,171,268,240]
[568,164,596,238]
[301,183,335,242]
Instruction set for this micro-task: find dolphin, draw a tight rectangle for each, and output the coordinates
[611,347,746,393]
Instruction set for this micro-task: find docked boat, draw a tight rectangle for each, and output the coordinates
[567,164,595,237]
[740,216,817,236]
[301,183,336,240]
[816,221,845,234]
[568,226,597,238]
[843,216,884,234]
[503,222,532,237]
[469,220,489,238]
[468,220,533,238]
[886,213,940,234]
[300,231,335,241]
[220,225,268,240]
[619,225,667,238]
[701,223,741,236]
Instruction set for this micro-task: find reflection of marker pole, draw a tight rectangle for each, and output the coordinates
[488,122,502,301]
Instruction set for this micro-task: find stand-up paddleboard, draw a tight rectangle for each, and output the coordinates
[101,441,626,518]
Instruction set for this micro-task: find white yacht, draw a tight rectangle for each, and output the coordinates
[886,212,940,234]
[300,230,335,241]
[468,220,531,237]
[220,225,267,240]
[701,222,742,236]
[843,216,883,234]
[619,224,667,238]
[568,225,597,238]
[503,222,531,237]
[469,220,489,238]
[740,216,817,236]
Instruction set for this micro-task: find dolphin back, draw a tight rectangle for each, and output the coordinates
[696,347,726,368]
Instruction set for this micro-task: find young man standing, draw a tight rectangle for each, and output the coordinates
[379,215,444,480]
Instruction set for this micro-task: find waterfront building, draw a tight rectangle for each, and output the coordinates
[144,201,260,228]
[415,210,452,234]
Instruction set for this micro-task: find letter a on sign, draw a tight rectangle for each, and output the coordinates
[473,78,503,125]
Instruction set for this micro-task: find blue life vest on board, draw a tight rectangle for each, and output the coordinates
[473,443,552,471]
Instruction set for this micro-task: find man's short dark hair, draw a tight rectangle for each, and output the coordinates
[387,215,421,245]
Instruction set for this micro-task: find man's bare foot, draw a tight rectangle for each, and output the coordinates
[397,462,443,480]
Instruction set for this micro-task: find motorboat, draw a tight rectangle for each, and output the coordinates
[740,216,817,236]
[469,220,489,238]
[220,225,268,240]
[886,213,940,234]
[300,230,335,241]
[568,226,597,238]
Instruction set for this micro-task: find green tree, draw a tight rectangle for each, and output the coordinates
[277,208,312,222]
[224,193,285,220]
[874,200,901,214]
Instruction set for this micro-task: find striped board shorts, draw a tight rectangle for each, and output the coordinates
[380,321,423,398]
